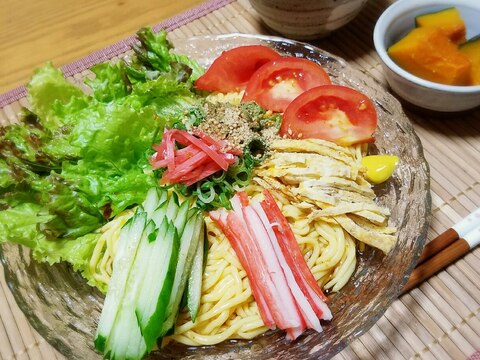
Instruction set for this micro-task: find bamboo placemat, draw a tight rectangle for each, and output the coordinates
[1,0,480,359]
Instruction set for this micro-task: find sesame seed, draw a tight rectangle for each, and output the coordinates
[193,101,281,153]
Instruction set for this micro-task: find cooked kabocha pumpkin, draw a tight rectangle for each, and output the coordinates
[459,35,480,85]
[388,27,471,86]
[415,7,466,44]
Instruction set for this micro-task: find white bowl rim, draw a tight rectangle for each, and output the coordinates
[373,0,480,93]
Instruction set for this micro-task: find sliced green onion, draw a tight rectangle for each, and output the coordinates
[233,170,250,186]
[217,192,231,209]
[211,171,227,183]
[196,182,216,204]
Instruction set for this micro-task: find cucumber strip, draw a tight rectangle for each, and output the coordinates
[187,220,205,322]
[103,216,155,360]
[134,218,169,329]
[142,187,159,215]
[179,284,188,313]
[104,262,149,359]
[170,191,179,206]
[159,212,204,336]
[135,221,180,350]
[173,199,191,236]
[95,188,206,357]
[142,187,167,215]
[150,199,169,228]
[178,220,206,316]
[94,211,147,353]
[151,191,179,227]
[165,193,180,220]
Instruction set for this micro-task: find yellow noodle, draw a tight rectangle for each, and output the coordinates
[292,218,312,236]
[297,232,323,269]
[311,223,345,271]
[236,302,249,319]
[202,310,231,334]
[88,209,134,290]
[203,259,229,291]
[324,232,357,291]
[202,276,235,302]
[229,264,243,297]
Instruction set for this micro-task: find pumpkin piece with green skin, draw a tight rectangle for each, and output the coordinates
[459,35,480,85]
[415,7,466,44]
[388,27,471,86]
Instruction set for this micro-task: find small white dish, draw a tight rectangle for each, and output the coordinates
[373,0,480,112]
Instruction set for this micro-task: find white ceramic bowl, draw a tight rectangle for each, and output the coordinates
[249,0,368,40]
[373,0,480,112]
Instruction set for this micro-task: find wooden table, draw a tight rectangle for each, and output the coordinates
[0,0,206,93]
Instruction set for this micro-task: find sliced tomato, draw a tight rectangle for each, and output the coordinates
[194,45,281,93]
[241,57,331,113]
[280,85,378,146]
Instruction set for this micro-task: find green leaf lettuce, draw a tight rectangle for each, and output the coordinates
[0,28,204,290]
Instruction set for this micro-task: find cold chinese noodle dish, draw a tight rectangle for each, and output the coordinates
[0,32,430,360]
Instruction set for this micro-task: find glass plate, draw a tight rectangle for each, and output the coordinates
[0,34,431,360]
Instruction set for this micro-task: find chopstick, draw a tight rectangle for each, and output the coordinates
[401,208,480,295]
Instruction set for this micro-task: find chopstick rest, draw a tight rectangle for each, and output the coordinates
[416,207,480,265]
[402,226,480,294]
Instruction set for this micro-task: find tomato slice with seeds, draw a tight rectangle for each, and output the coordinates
[280,85,378,146]
[194,45,281,93]
[241,57,331,113]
